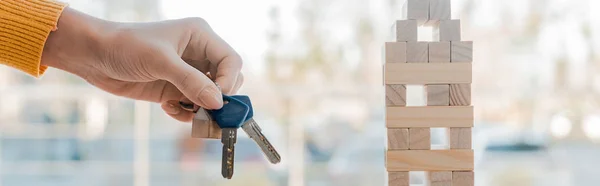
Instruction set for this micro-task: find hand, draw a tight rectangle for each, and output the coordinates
[41,8,244,122]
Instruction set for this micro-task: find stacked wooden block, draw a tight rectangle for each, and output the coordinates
[385,0,474,185]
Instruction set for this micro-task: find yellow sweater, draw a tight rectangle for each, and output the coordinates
[0,0,66,77]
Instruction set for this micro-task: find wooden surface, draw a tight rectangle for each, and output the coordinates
[407,42,429,63]
[403,0,429,21]
[386,42,407,63]
[428,171,452,186]
[388,128,409,150]
[387,106,474,128]
[409,128,431,150]
[386,150,474,171]
[389,171,410,186]
[451,41,473,62]
[208,121,222,138]
[452,171,474,186]
[395,20,418,42]
[450,84,471,106]
[191,110,222,139]
[384,63,472,84]
[426,85,450,106]
[386,84,407,106]
[429,0,451,20]
[450,127,472,149]
[434,20,461,41]
[428,42,451,63]
[192,120,222,139]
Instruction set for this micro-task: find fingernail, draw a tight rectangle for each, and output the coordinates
[164,102,182,115]
[199,86,223,109]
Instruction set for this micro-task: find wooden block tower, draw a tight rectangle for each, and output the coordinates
[385,0,474,185]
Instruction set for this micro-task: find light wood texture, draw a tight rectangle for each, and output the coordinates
[395,20,418,42]
[388,128,409,150]
[428,171,452,186]
[386,42,407,63]
[191,109,222,139]
[429,0,451,20]
[409,128,431,150]
[208,121,222,138]
[384,63,472,84]
[402,0,429,22]
[192,120,210,137]
[192,121,222,139]
[451,41,473,62]
[426,85,450,106]
[386,150,474,171]
[407,42,429,63]
[452,171,474,186]
[433,20,461,41]
[386,106,474,128]
[389,171,410,186]
[450,84,471,106]
[450,127,472,149]
[428,42,451,63]
[386,84,407,106]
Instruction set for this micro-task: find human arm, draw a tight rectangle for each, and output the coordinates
[1,0,244,122]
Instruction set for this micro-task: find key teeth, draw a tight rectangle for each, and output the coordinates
[222,144,235,179]
[242,120,282,164]
[221,128,237,179]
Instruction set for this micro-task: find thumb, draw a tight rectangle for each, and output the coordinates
[160,53,223,109]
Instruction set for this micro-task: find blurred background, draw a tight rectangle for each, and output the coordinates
[1,0,600,185]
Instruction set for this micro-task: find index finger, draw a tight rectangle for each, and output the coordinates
[205,33,242,95]
[186,19,243,95]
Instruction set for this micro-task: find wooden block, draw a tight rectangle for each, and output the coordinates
[386,106,473,128]
[389,171,410,186]
[385,63,472,84]
[407,42,428,63]
[429,0,451,20]
[208,121,222,138]
[426,85,449,106]
[450,127,472,149]
[192,120,222,139]
[428,171,452,186]
[386,84,407,106]
[452,171,474,186]
[433,20,460,41]
[388,128,409,150]
[428,42,450,63]
[192,120,210,137]
[402,0,429,23]
[409,128,430,150]
[386,150,474,171]
[191,109,221,139]
[385,42,407,63]
[450,84,471,106]
[395,20,418,42]
[451,41,473,62]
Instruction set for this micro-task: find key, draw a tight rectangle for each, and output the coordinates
[231,95,282,164]
[209,95,250,179]
[221,128,237,179]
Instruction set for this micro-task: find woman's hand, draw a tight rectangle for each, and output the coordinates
[42,8,243,122]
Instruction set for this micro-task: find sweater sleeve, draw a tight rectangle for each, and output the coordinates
[0,0,66,77]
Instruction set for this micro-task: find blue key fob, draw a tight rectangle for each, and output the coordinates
[231,95,253,122]
[209,95,249,128]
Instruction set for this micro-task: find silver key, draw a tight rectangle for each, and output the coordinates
[241,119,281,164]
[221,128,237,179]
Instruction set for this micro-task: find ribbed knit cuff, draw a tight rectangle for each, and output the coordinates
[0,0,67,77]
